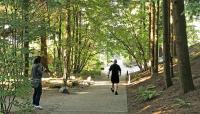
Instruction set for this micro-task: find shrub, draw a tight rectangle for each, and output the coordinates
[0,54,32,114]
[138,85,160,101]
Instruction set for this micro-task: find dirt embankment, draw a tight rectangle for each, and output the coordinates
[127,43,200,114]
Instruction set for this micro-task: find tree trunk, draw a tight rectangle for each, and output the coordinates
[154,0,159,78]
[163,0,173,87]
[169,0,174,78]
[77,11,82,73]
[23,0,29,77]
[141,3,148,71]
[63,0,72,94]
[57,13,63,77]
[173,0,195,93]
[159,46,163,57]
[151,1,156,79]
[41,4,49,71]
[53,33,56,69]
[73,6,79,74]
[41,33,49,71]
[148,0,152,62]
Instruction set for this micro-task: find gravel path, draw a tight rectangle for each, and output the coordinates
[32,78,128,114]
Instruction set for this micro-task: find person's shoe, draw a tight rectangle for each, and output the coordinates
[34,105,43,110]
[115,91,118,95]
[111,88,114,92]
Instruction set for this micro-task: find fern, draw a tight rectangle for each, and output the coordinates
[173,98,191,107]
[138,85,161,101]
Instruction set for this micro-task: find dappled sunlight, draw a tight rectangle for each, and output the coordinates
[42,87,57,90]
[74,91,89,95]
[94,81,128,86]
[94,81,112,86]
[42,77,63,81]
[153,111,163,114]
[0,5,4,11]
[42,78,63,82]
[129,76,151,86]
[152,106,174,114]
[137,105,174,114]
[137,105,151,113]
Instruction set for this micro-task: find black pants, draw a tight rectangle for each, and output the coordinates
[33,83,42,106]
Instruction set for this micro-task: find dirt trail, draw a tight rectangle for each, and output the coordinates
[31,76,128,114]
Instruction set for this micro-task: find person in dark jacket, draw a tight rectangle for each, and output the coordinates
[32,56,45,109]
[108,59,121,95]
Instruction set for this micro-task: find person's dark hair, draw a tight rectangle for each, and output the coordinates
[34,56,41,64]
[114,59,117,63]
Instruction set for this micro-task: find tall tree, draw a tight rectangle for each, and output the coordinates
[163,0,173,87]
[150,0,157,79]
[40,2,50,72]
[169,0,174,78]
[153,0,160,79]
[62,0,72,94]
[40,23,48,71]
[172,0,194,93]
[23,0,29,77]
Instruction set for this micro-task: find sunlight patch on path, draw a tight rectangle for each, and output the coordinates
[94,81,128,86]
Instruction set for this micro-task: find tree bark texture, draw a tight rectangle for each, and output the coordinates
[173,0,195,93]
[23,0,29,77]
[163,0,173,87]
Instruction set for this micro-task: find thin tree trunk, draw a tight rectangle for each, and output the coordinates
[57,13,62,77]
[40,3,49,72]
[77,11,82,73]
[154,0,159,78]
[163,0,173,87]
[41,33,48,71]
[23,0,29,77]
[169,0,174,77]
[171,4,177,58]
[151,1,156,79]
[148,0,152,62]
[74,11,82,73]
[63,0,72,94]
[53,33,56,70]
[13,7,17,56]
[73,6,79,74]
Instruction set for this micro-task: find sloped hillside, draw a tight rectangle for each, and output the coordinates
[127,43,200,114]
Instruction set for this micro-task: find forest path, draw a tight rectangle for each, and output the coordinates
[32,76,128,114]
